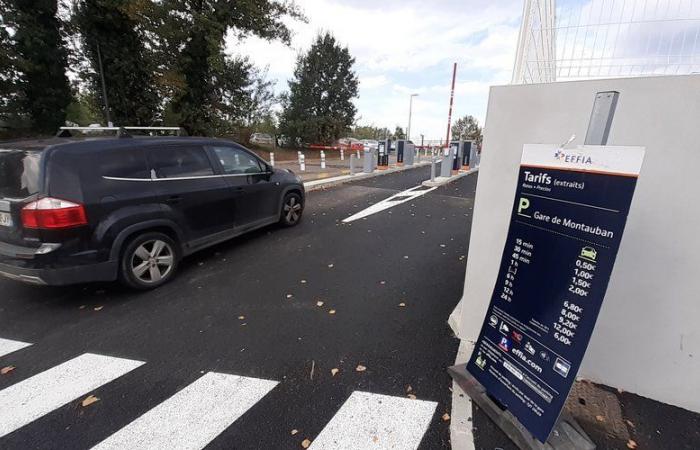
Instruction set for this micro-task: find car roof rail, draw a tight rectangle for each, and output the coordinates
[57,126,132,138]
[56,126,188,138]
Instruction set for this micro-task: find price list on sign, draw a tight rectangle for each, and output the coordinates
[465,144,645,442]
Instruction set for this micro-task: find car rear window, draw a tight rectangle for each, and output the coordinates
[0,149,42,199]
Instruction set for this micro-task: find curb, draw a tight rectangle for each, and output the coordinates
[451,340,477,450]
[421,167,479,187]
[302,161,433,191]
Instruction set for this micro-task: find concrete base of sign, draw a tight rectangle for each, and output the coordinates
[447,367,596,450]
[422,167,478,187]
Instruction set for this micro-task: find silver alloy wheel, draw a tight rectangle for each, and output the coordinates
[130,239,174,284]
[283,196,302,224]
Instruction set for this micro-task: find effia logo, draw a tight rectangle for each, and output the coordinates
[554,149,593,165]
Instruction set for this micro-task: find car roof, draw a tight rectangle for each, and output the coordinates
[0,137,241,154]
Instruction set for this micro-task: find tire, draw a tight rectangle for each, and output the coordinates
[119,232,179,290]
[279,192,304,227]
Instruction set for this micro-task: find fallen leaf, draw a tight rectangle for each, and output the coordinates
[316,301,324,307]
[300,279,307,284]
[286,294,293,299]
[407,394,417,400]
[81,395,100,407]
[596,415,605,422]
[301,438,311,448]
[372,436,379,443]
[327,263,334,268]
[398,302,406,307]
[93,306,103,311]
[1,366,15,375]
[331,368,339,376]
[442,413,451,422]
[379,281,386,285]
[79,305,86,310]
[626,419,636,428]
[328,309,336,315]
[627,439,638,449]
[356,364,367,372]
[238,315,245,320]
[406,385,413,393]
[291,429,299,435]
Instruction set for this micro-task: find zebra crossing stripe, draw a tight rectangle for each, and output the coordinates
[0,337,31,358]
[308,391,437,450]
[0,353,144,438]
[92,372,278,450]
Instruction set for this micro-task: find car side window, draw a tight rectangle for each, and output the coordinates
[149,146,214,179]
[101,148,150,179]
[210,146,264,175]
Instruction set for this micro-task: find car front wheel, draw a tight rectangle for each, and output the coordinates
[280,192,303,227]
[119,232,179,290]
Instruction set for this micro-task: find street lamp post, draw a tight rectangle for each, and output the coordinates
[407,93,418,141]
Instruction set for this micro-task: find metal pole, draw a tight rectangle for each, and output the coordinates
[407,93,418,141]
[430,157,436,182]
[444,63,457,149]
[350,153,355,175]
[96,42,112,126]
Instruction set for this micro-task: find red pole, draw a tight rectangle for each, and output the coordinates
[444,62,457,148]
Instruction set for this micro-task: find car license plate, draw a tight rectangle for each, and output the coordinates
[0,212,12,227]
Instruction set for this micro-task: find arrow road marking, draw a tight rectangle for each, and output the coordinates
[342,185,437,223]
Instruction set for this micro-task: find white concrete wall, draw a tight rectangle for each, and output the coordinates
[457,75,700,413]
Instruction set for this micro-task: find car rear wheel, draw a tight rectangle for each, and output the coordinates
[280,192,303,227]
[119,232,179,290]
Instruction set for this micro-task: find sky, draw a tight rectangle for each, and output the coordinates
[227,0,525,142]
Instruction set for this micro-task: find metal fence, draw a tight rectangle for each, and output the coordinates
[513,0,700,83]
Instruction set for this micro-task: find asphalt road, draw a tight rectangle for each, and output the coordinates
[0,166,478,450]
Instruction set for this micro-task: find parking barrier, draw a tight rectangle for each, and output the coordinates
[270,152,275,167]
[300,154,306,171]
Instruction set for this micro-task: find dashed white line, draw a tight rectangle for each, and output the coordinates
[342,185,437,223]
[0,337,31,358]
[309,391,437,450]
[92,372,278,450]
[0,353,144,438]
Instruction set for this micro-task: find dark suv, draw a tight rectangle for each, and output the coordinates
[0,137,305,289]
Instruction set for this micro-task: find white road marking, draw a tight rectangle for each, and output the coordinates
[309,391,437,450]
[342,185,437,223]
[0,353,144,438]
[92,372,278,450]
[0,337,31,358]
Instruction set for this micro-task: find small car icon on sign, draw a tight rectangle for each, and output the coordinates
[580,246,597,261]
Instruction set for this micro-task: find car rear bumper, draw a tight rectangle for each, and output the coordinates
[0,260,117,286]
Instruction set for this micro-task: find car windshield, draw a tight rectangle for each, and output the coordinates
[0,149,42,199]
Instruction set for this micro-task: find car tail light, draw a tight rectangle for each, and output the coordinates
[21,197,88,229]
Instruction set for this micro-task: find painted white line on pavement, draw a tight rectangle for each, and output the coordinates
[92,372,278,450]
[0,353,144,438]
[0,337,32,358]
[309,391,437,450]
[342,185,437,223]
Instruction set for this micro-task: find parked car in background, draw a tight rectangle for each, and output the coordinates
[249,133,274,145]
[0,136,304,289]
[361,139,379,151]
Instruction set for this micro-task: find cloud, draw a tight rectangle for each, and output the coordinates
[228,0,523,139]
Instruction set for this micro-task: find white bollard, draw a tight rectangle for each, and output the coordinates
[340,148,344,161]
[320,151,326,169]
[356,149,360,159]
[300,154,306,171]
[297,151,302,165]
[270,152,275,167]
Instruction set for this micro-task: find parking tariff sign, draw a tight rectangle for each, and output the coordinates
[465,144,645,442]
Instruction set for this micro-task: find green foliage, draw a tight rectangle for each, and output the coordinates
[159,0,303,136]
[280,32,359,145]
[392,125,405,140]
[451,114,482,145]
[351,124,389,140]
[3,0,72,134]
[73,0,160,125]
[65,92,101,126]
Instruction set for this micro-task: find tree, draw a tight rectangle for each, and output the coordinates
[280,32,359,145]
[392,125,405,140]
[73,0,160,125]
[352,124,386,140]
[451,114,482,146]
[158,0,303,135]
[3,0,72,134]
[0,14,23,128]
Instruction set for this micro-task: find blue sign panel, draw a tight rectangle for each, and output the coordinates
[465,144,645,442]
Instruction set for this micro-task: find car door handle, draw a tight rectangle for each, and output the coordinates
[166,196,182,204]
